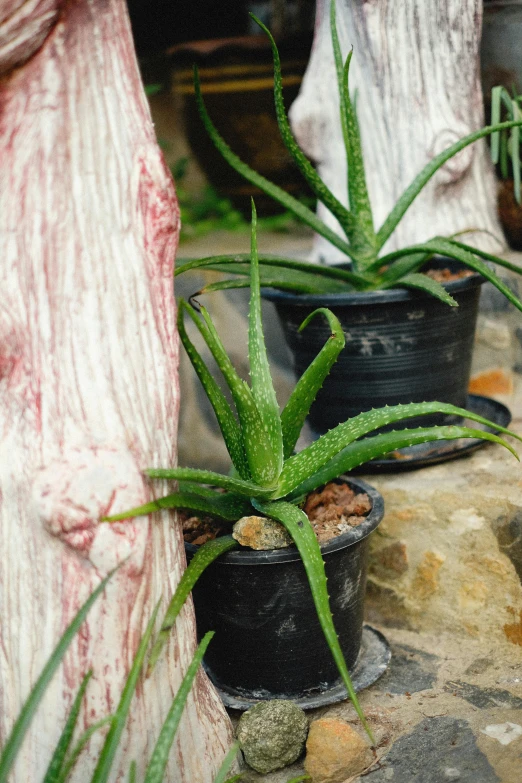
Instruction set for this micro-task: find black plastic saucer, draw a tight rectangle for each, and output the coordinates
[209,625,391,711]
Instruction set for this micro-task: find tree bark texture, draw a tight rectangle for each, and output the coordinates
[290,0,504,262]
[0,1,232,779]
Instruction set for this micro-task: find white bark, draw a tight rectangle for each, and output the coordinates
[290,0,504,262]
[0,0,232,779]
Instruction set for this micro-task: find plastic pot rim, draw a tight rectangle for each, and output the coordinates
[184,475,384,565]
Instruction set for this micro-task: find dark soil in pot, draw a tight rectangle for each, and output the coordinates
[262,259,485,436]
[184,476,384,700]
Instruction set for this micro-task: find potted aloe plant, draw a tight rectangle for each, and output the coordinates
[176,0,522,439]
[105,206,521,744]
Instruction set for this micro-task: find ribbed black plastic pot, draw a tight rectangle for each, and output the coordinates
[262,263,485,435]
[185,476,384,700]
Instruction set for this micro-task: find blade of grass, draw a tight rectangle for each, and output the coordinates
[491,86,503,163]
[55,717,114,783]
[148,536,239,675]
[43,671,93,783]
[129,761,137,783]
[377,120,522,249]
[214,741,242,783]
[90,601,161,783]
[253,499,374,744]
[143,632,214,783]
[0,569,116,783]
[281,308,345,458]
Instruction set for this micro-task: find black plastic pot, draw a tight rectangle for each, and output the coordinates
[263,264,485,435]
[186,476,384,702]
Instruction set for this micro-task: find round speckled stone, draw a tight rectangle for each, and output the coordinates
[237,699,308,774]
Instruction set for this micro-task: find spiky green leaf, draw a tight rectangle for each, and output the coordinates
[376,120,522,249]
[192,302,280,487]
[373,252,432,287]
[145,467,275,498]
[90,602,161,783]
[248,204,283,476]
[178,299,249,479]
[0,570,116,783]
[281,308,345,458]
[148,536,239,675]
[290,425,519,499]
[277,401,520,497]
[253,499,374,744]
[43,671,93,783]
[331,1,376,262]
[102,490,251,523]
[143,632,214,783]
[192,65,358,261]
[395,273,458,306]
[383,238,522,312]
[250,13,356,242]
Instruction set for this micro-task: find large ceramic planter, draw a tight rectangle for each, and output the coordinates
[186,476,385,706]
[263,268,485,436]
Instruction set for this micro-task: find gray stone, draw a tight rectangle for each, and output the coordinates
[377,644,439,695]
[237,700,308,774]
[444,680,522,710]
[362,717,500,782]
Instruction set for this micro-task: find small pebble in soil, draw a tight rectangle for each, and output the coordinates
[233,516,293,550]
[237,700,309,774]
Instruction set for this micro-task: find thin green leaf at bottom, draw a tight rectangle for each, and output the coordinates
[90,602,161,783]
[148,536,240,675]
[143,632,214,783]
[213,741,242,783]
[253,499,374,744]
[43,671,93,783]
[0,569,116,783]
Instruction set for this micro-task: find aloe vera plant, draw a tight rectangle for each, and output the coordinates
[491,84,522,204]
[105,205,521,744]
[175,1,522,312]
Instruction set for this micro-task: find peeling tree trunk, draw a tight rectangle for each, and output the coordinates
[0,1,232,779]
[290,0,504,262]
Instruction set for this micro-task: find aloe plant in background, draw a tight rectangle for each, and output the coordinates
[105,205,522,744]
[491,84,522,204]
[175,1,522,312]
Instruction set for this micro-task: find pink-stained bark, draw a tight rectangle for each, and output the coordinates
[290,0,504,262]
[0,0,232,779]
